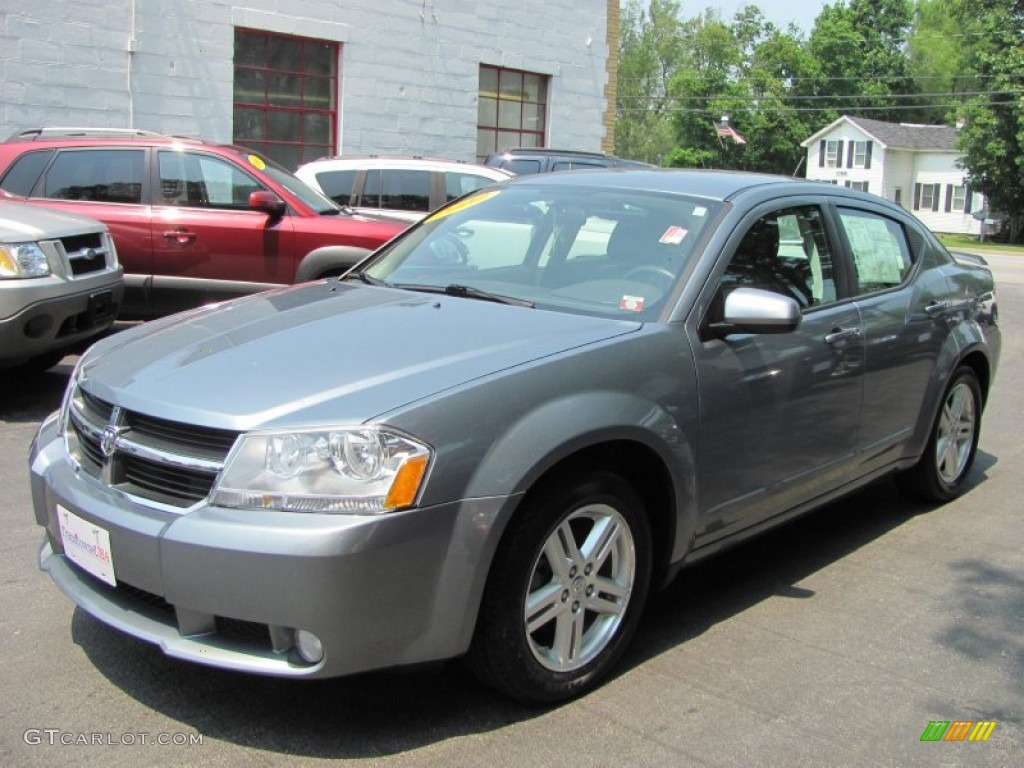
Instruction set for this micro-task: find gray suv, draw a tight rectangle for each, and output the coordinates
[0,200,122,371]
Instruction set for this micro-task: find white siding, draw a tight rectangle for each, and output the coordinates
[908,153,981,235]
[803,125,884,195]
[0,0,611,160]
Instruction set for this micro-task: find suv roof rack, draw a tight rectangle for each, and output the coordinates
[7,126,171,142]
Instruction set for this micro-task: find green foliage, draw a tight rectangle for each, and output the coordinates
[614,0,1022,234]
[953,0,1024,241]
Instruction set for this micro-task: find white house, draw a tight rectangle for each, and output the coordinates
[801,115,986,236]
[1,1,621,170]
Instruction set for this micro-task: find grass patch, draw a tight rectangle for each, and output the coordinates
[937,233,1024,254]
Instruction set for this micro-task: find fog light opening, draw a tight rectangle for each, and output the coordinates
[295,630,324,664]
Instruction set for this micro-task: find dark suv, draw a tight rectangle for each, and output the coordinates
[483,148,655,175]
[0,128,407,316]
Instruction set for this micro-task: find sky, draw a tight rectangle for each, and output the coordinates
[707,0,832,33]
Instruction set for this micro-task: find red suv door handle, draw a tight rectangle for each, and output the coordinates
[163,228,196,245]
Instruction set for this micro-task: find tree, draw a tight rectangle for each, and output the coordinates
[906,0,976,124]
[807,0,918,123]
[954,0,1024,242]
[615,0,686,164]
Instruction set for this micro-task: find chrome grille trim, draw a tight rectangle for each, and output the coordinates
[66,384,239,509]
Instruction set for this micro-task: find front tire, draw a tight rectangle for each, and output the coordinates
[467,470,652,703]
[897,366,982,502]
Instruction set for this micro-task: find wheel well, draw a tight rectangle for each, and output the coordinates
[520,441,676,585]
[959,350,991,406]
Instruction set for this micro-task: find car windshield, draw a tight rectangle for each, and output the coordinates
[364,184,718,321]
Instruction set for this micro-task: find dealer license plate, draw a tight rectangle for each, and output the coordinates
[56,505,116,586]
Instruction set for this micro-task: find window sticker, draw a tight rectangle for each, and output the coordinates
[693,206,707,217]
[424,189,500,222]
[619,295,645,312]
[248,154,266,171]
[659,226,688,245]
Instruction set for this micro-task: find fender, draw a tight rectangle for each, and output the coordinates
[294,246,373,282]
[463,390,699,567]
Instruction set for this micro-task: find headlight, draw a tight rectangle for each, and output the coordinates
[210,428,432,514]
[0,242,51,278]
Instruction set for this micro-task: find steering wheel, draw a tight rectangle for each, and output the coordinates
[623,265,676,291]
[427,232,469,266]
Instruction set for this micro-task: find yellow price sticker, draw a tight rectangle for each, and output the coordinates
[248,154,266,171]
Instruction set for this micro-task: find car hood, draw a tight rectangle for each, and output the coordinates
[80,282,641,430]
[0,200,107,240]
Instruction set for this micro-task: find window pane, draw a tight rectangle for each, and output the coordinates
[478,96,498,127]
[497,130,522,149]
[234,107,264,140]
[233,68,265,104]
[837,208,913,293]
[44,149,143,204]
[380,169,431,212]
[196,154,263,208]
[267,110,300,141]
[305,42,335,77]
[315,170,357,205]
[498,69,523,98]
[0,149,53,196]
[519,132,541,148]
[479,67,498,98]
[303,76,332,109]
[523,73,544,102]
[445,172,496,201]
[234,31,264,67]
[477,129,497,160]
[268,72,302,106]
[268,35,301,71]
[303,113,331,147]
[523,103,543,131]
[497,100,522,130]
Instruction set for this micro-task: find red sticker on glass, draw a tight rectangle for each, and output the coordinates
[659,226,688,245]
[620,295,645,312]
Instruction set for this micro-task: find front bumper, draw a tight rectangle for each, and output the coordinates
[30,414,514,678]
[0,274,122,365]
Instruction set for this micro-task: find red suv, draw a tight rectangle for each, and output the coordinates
[0,128,407,316]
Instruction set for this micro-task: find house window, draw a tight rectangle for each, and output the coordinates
[233,29,338,170]
[848,181,869,193]
[824,140,840,168]
[477,65,548,162]
[952,185,967,211]
[915,183,941,212]
[893,188,903,207]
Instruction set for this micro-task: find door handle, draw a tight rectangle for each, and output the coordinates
[824,327,862,345]
[925,300,951,316]
[163,228,196,245]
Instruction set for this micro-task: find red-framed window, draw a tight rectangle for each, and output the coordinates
[477,65,548,161]
[233,29,338,170]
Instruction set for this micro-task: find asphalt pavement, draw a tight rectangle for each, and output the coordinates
[1,253,1021,767]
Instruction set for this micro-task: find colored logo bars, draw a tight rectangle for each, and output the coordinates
[920,721,997,742]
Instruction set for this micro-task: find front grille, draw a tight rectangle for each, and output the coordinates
[67,385,239,509]
[60,232,111,277]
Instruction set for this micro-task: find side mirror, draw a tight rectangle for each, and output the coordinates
[711,287,802,336]
[249,190,286,217]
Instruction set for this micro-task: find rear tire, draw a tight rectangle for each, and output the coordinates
[467,470,651,703]
[897,366,982,503]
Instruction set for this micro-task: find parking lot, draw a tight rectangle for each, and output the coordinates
[1,253,1021,767]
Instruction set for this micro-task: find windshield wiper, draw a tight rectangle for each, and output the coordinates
[395,283,535,308]
[342,270,390,287]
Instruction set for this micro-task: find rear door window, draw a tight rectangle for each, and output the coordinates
[836,208,914,294]
[379,169,431,212]
[44,149,145,204]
